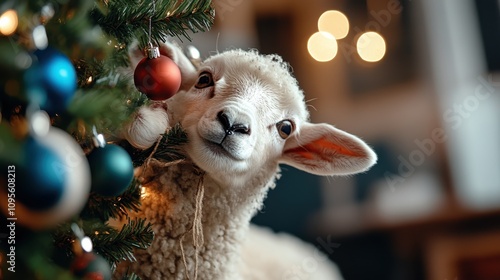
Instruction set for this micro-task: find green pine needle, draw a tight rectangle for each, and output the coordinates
[80,179,142,221]
[53,218,154,268]
[63,85,148,137]
[90,218,155,265]
[91,0,214,47]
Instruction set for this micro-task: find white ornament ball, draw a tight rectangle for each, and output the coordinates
[123,105,169,149]
[1,126,91,230]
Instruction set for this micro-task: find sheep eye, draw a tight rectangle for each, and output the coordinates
[195,72,214,89]
[276,120,294,139]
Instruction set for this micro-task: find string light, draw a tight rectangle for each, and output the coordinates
[307,31,338,62]
[0,9,18,36]
[81,236,93,252]
[141,186,150,198]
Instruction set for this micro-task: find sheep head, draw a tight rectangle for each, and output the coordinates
[126,42,377,188]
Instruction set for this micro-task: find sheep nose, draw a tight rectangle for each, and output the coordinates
[217,111,251,135]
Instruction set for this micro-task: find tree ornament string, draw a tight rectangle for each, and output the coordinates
[148,0,155,46]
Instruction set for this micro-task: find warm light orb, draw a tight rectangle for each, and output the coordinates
[356,31,386,62]
[307,31,338,62]
[318,10,349,40]
[0,10,18,36]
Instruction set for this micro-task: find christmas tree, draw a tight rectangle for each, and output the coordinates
[0,0,214,279]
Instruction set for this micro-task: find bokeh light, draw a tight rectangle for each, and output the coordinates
[0,10,18,36]
[81,236,93,253]
[318,10,349,40]
[356,31,386,62]
[307,31,338,62]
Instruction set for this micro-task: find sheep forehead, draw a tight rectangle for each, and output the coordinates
[204,50,309,121]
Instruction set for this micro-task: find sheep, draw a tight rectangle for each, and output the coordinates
[116,41,377,280]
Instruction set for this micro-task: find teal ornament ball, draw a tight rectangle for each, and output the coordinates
[24,47,77,113]
[88,144,134,197]
[17,137,66,210]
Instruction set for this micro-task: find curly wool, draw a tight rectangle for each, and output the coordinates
[115,160,280,280]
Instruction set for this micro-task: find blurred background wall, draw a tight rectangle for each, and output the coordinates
[181,0,500,279]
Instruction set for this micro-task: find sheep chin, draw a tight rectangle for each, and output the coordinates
[184,135,253,181]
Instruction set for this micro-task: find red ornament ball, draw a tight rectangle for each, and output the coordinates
[134,55,181,100]
[71,252,111,280]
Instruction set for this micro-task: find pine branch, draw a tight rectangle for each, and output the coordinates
[80,179,142,221]
[42,0,111,61]
[90,218,155,265]
[74,45,131,89]
[90,0,214,46]
[120,123,188,167]
[75,59,106,89]
[53,218,154,268]
[60,84,148,137]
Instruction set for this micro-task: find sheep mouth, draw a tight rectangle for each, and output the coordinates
[202,139,241,161]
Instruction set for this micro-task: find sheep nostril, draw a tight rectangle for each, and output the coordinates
[231,124,250,135]
[217,111,231,131]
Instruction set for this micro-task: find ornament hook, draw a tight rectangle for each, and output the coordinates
[92,126,106,148]
[146,42,160,59]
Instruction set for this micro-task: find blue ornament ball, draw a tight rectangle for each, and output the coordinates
[87,144,134,197]
[17,137,66,210]
[24,47,77,113]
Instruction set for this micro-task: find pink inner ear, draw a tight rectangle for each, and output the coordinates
[285,137,362,161]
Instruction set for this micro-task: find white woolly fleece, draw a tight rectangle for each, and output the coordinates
[115,160,281,280]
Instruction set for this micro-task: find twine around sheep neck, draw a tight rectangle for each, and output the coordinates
[180,173,205,280]
[143,135,205,280]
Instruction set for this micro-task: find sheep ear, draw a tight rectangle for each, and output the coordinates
[279,123,377,176]
[128,41,198,91]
